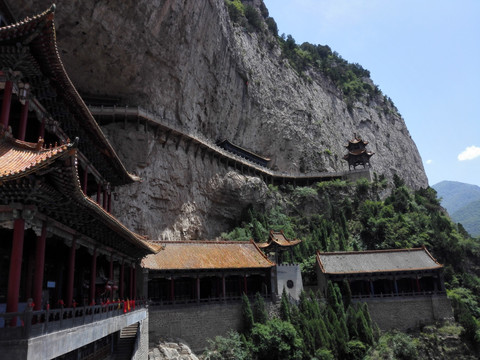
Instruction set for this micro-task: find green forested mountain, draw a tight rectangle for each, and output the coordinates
[452,200,480,238]
[433,180,480,237]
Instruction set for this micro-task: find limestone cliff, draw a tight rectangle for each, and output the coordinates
[9,0,428,240]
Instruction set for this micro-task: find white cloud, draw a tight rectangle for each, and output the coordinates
[458,146,480,161]
[425,159,433,165]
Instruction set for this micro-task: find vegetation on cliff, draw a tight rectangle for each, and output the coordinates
[225,0,397,113]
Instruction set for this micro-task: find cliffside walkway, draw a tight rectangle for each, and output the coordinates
[89,105,371,186]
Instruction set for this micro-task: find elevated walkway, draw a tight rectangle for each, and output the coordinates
[89,105,371,186]
[0,302,146,360]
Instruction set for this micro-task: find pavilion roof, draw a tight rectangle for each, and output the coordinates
[256,230,302,249]
[0,131,160,258]
[142,240,275,271]
[345,134,369,147]
[0,6,138,186]
[317,247,443,275]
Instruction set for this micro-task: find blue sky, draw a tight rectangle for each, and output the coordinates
[263,0,480,187]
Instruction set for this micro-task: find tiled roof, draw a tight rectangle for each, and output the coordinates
[142,240,275,271]
[345,136,369,147]
[0,132,160,257]
[317,247,442,274]
[0,131,72,181]
[0,6,138,186]
[257,230,301,249]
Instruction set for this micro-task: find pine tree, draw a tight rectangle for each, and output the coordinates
[279,288,291,322]
[252,292,268,324]
[241,293,254,334]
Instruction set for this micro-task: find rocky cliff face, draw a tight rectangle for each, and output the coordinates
[10,0,428,240]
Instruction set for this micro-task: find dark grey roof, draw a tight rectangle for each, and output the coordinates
[317,247,442,274]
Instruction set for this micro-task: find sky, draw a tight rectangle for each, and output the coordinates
[263,0,480,187]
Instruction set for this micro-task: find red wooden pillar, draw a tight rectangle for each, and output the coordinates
[129,266,133,299]
[243,275,248,295]
[170,278,175,302]
[38,118,46,140]
[82,166,88,195]
[6,215,25,314]
[66,237,77,308]
[89,249,97,305]
[119,261,125,299]
[222,274,226,300]
[33,223,47,310]
[196,277,200,303]
[1,80,13,130]
[17,99,29,141]
[25,241,35,300]
[132,266,136,300]
[103,188,108,210]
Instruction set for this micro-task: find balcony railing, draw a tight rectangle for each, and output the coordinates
[0,299,145,341]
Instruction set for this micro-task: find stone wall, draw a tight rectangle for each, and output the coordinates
[360,295,454,331]
[149,303,244,353]
[134,316,149,360]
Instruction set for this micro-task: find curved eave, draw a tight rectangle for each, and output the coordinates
[0,6,137,186]
[0,135,158,257]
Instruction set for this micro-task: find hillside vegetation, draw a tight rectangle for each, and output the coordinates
[216,176,480,358]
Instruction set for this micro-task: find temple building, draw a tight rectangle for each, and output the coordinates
[0,6,159,359]
[316,247,453,330]
[343,134,374,170]
[142,240,275,305]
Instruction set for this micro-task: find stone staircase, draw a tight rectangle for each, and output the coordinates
[113,323,138,360]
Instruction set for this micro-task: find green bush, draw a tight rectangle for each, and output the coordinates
[250,319,304,360]
[225,0,245,23]
[244,5,262,32]
[203,330,249,360]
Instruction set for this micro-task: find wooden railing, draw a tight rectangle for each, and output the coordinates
[89,105,371,185]
[0,299,145,340]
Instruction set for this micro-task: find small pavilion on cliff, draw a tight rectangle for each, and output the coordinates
[142,240,275,305]
[256,230,302,264]
[343,134,374,170]
[316,247,446,298]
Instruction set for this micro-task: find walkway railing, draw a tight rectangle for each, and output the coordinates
[89,105,371,184]
[352,290,446,300]
[0,299,145,341]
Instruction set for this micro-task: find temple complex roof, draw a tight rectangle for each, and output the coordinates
[256,230,302,249]
[0,131,160,258]
[317,247,443,275]
[142,240,275,271]
[0,6,138,186]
